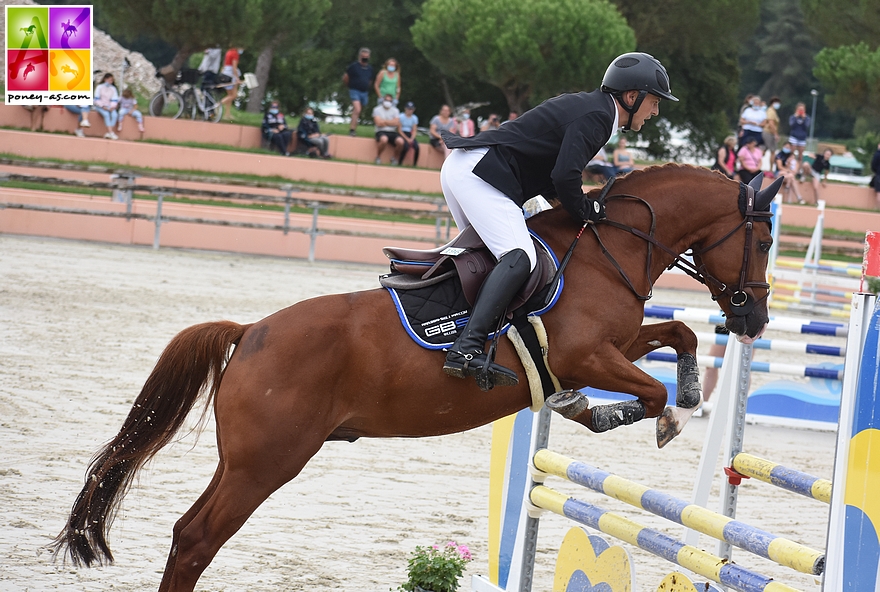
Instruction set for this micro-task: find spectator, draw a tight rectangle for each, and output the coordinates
[585,146,616,181]
[429,104,457,159]
[65,104,91,137]
[738,95,766,150]
[372,93,404,164]
[93,72,119,140]
[787,102,810,165]
[343,47,373,137]
[261,101,293,156]
[373,57,401,107]
[613,137,635,175]
[220,47,243,122]
[804,148,832,204]
[774,141,803,204]
[736,135,763,184]
[506,111,519,123]
[397,101,420,166]
[22,105,48,131]
[117,88,144,133]
[871,143,880,210]
[763,96,781,157]
[711,135,738,179]
[480,113,501,132]
[297,107,331,159]
[457,108,475,138]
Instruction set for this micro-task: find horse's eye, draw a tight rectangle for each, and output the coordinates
[758,241,771,253]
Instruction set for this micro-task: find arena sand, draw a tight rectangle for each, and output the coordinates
[0,235,835,591]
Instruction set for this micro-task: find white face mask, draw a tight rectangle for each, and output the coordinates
[387,65,396,72]
[772,102,781,109]
[462,113,470,120]
[383,100,393,109]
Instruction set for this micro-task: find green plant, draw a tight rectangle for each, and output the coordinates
[866,276,880,295]
[399,541,473,592]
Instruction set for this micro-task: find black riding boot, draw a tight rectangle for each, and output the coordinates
[443,248,531,390]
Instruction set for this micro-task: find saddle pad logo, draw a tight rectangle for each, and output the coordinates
[6,5,93,105]
[422,311,468,339]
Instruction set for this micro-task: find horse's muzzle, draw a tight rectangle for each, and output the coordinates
[725,308,768,343]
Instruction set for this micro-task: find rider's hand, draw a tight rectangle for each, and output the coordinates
[574,196,606,224]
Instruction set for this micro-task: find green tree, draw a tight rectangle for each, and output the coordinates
[93,0,260,81]
[411,0,635,115]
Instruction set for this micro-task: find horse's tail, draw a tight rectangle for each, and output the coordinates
[49,320,247,567]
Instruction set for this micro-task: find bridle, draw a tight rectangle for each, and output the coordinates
[588,181,772,317]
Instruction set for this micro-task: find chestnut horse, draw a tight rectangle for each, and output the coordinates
[51,165,780,591]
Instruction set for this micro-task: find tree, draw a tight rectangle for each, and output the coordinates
[411,0,635,115]
[93,0,260,82]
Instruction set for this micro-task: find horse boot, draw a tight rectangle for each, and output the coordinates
[443,248,531,391]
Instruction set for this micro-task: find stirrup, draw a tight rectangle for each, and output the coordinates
[443,350,519,391]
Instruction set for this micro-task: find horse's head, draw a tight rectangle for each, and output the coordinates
[692,174,783,343]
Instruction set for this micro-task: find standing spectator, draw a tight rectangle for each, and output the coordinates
[804,148,833,204]
[871,143,880,210]
[220,47,243,122]
[429,104,458,159]
[738,95,766,150]
[480,113,501,132]
[763,96,781,157]
[297,107,331,158]
[117,88,144,133]
[93,72,119,140]
[372,93,404,164]
[343,47,373,137]
[397,101,420,166]
[457,108,475,138]
[585,146,616,181]
[736,136,763,183]
[711,135,738,179]
[373,57,401,107]
[262,101,293,155]
[65,104,91,137]
[787,102,811,165]
[774,141,803,204]
[613,137,635,175]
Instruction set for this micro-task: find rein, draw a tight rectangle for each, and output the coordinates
[586,182,772,316]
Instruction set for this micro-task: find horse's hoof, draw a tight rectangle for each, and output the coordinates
[546,390,589,420]
[656,407,681,448]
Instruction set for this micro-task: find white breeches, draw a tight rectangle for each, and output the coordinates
[440,147,537,271]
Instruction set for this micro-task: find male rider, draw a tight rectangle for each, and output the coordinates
[439,52,677,390]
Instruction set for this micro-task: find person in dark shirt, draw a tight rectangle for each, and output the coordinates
[805,148,833,204]
[774,141,804,204]
[437,52,677,391]
[342,47,373,137]
[297,107,331,158]
[871,143,880,210]
[262,101,293,156]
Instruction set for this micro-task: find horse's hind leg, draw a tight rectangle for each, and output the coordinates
[624,321,702,447]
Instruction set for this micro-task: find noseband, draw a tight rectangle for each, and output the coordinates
[590,182,772,317]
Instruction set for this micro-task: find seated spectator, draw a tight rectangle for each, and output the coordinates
[872,143,880,210]
[373,93,404,164]
[397,101,420,167]
[93,72,119,140]
[480,113,500,132]
[117,88,144,133]
[429,104,457,159]
[64,104,91,137]
[738,95,766,150]
[457,108,475,138]
[22,105,48,131]
[774,141,803,204]
[613,137,635,175]
[262,101,294,155]
[711,135,738,179]
[736,136,763,184]
[804,148,832,204]
[297,107,331,158]
[585,146,616,181]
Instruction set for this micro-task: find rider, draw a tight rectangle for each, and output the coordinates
[439,52,677,390]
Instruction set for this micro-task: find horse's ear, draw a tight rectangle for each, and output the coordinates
[755,176,784,211]
[747,173,764,195]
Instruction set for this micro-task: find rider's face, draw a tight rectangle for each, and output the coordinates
[627,92,660,132]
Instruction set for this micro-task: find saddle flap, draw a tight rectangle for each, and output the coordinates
[382,226,485,263]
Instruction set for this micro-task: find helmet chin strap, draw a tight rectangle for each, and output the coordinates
[616,90,647,131]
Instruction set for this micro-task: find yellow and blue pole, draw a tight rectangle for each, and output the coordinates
[731,453,832,504]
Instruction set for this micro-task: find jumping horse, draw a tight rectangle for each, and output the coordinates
[51,165,781,591]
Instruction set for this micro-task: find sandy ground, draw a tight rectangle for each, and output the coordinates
[0,235,837,591]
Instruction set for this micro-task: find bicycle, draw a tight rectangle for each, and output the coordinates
[181,71,225,123]
[148,69,185,119]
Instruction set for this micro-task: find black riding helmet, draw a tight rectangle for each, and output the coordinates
[601,52,678,131]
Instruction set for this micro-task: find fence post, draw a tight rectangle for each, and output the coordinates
[282,184,293,235]
[110,172,136,218]
[308,202,320,263]
[153,192,167,250]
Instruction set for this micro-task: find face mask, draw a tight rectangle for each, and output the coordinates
[383,100,392,108]
[772,102,780,109]
[782,147,791,153]
[462,113,470,120]
[269,108,279,114]
[360,57,369,64]
[238,49,244,55]
[387,65,396,72]
[304,114,314,120]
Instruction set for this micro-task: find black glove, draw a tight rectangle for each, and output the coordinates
[573,196,606,223]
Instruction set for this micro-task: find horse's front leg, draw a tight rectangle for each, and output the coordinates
[625,321,703,447]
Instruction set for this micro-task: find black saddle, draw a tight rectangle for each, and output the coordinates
[380,226,556,312]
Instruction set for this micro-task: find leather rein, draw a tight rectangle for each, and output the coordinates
[587,181,772,317]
